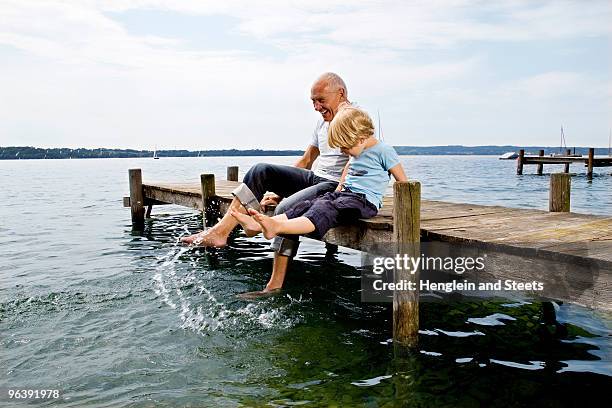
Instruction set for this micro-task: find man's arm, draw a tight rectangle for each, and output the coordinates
[295,145,320,169]
[389,163,408,182]
[260,145,320,208]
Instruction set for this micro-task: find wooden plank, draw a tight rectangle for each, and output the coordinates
[143,185,202,210]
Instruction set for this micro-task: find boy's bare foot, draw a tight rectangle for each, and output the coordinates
[180,227,227,247]
[229,209,262,237]
[236,287,282,300]
[248,209,282,239]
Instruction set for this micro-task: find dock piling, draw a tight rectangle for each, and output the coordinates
[129,169,145,227]
[537,149,545,175]
[549,173,571,212]
[200,174,216,227]
[392,180,421,348]
[517,149,525,175]
[587,148,594,180]
[227,166,239,182]
[564,149,571,173]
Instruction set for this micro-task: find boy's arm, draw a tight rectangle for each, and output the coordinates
[335,161,351,191]
[389,163,408,182]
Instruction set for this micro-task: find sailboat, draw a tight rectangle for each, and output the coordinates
[552,126,579,157]
[153,146,159,159]
[499,152,518,160]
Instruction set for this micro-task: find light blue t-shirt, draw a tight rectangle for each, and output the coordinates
[343,142,401,208]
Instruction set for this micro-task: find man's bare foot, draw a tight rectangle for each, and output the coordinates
[236,287,282,300]
[229,210,262,237]
[248,209,282,239]
[179,227,227,247]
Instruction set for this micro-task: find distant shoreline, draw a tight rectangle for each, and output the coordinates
[1,146,609,160]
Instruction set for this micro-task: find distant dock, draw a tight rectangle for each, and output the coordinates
[516,148,612,179]
[124,167,612,347]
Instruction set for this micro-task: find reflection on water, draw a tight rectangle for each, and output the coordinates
[1,157,611,406]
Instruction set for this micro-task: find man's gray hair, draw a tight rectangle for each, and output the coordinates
[317,72,347,95]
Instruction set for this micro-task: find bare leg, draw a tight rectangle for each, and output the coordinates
[180,197,243,247]
[236,253,291,300]
[267,253,290,290]
[248,210,315,239]
[229,209,262,237]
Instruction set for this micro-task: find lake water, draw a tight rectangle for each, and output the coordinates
[1,156,611,407]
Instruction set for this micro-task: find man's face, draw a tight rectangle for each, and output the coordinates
[310,81,344,122]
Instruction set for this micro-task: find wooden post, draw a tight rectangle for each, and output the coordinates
[200,174,216,227]
[587,148,594,180]
[549,173,571,212]
[227,166,239,182]
[537,149,544,175]
[129,169,145,227]
[517,149,525,175]
[564,149,571,173]
[393,181,421,348]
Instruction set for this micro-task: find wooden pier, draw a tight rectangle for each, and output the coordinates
[125,168,612,347]
[516,148,612,179]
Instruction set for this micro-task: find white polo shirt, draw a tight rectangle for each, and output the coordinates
[310,119,350,182]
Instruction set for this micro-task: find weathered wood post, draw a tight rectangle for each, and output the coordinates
[129,169,145,227]
[517,149,525,175]
[227,166,239,182]
[200,174,216,227]
[549,173,571,212]
[587,148,594,180]
[564,149,571,173]
[537,149,545,175]
[393,180,421,348]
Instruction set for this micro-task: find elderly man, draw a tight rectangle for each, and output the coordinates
[182,72,351,294]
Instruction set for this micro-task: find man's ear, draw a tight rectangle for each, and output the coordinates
[338,87,346,99]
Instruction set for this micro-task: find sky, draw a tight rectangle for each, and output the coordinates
[0,0,610,150]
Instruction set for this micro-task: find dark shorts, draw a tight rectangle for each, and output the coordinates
[284,191,378,239]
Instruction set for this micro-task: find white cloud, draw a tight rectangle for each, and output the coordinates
[0,0,610,148]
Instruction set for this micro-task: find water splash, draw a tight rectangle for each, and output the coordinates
[151,243,299,335]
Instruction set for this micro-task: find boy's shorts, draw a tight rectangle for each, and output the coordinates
[284,191,378,239]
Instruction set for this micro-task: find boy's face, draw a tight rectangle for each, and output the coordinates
[340,139,367,157]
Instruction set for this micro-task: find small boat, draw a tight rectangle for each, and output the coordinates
[499,152,518,160]
[153,147,159,159]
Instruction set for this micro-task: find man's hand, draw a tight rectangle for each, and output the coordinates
[260,193,281,208]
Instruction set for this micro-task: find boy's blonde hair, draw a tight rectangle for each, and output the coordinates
[328,107,375,149]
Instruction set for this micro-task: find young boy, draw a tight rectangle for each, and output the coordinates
[230,107,407,295]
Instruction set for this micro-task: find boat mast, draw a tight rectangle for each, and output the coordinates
[559,125,567,154]
[377,110,384,141]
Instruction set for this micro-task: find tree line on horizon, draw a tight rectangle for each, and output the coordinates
[0,146,608,160]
